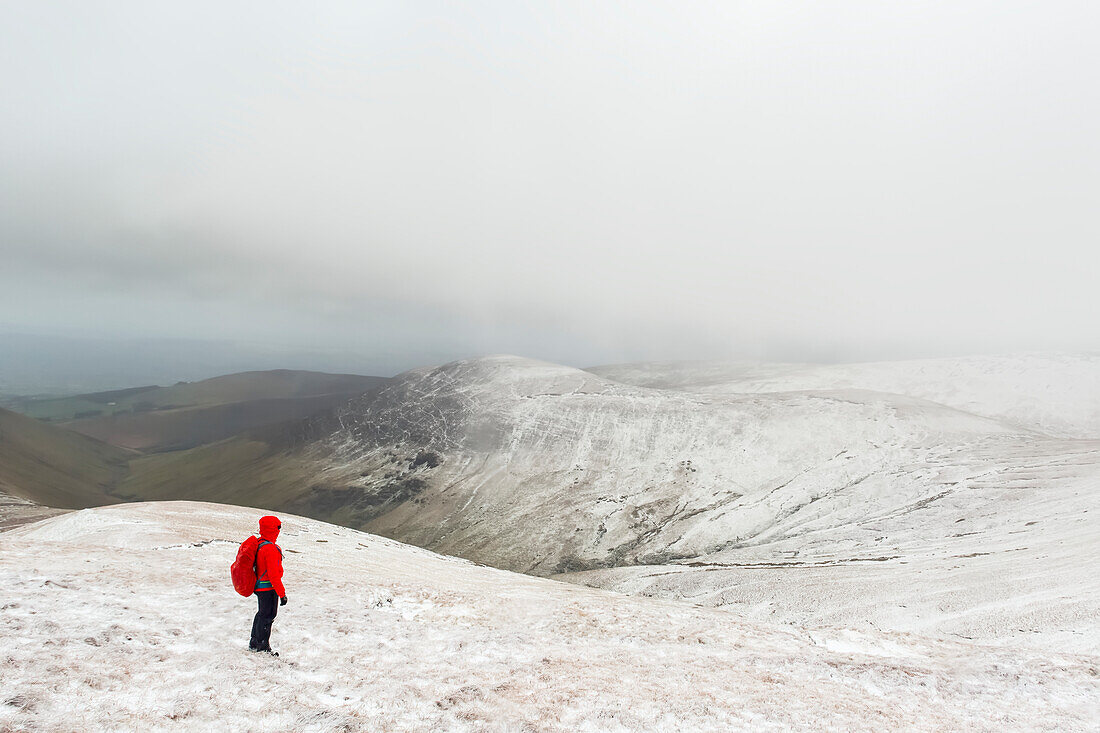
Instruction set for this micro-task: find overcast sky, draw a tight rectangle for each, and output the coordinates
[2,1,1098,373]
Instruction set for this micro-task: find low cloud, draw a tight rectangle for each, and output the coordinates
[3,1,1098,367]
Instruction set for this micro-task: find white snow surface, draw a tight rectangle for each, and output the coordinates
[2,502,1098,732]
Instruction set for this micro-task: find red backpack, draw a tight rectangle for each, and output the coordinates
[230,536,269,597]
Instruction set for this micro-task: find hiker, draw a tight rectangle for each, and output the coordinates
[249,515,287,655]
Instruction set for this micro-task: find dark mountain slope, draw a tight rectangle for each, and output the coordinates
[0,407,126,509]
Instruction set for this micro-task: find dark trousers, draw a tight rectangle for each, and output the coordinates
[250,590,278,650]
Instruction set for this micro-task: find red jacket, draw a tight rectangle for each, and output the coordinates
[254,516,286,597]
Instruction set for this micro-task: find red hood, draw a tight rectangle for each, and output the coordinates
[258,515,281,542]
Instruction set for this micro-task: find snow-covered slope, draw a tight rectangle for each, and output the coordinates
[304,355,1100,655]
[2,502,1097,731]
[323,356,1016,572]
[589,353,1100,439]
[558,434,1100,653]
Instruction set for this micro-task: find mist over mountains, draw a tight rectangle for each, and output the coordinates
[4,1,1100,727]
[0,332,400,396]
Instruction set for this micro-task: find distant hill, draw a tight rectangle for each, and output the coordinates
[11,370,387,452]
[14,370,386,420]
[0,369,383,513]
[57,393,380,453]
[589,353,1100,439]
[0,332,399,395]
[0,407,126,509]
[116,417,332,510]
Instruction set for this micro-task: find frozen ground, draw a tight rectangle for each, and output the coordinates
[1,502,1098,732]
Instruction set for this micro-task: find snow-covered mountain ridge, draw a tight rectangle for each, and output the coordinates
[303,354,1100,654]
[2,502,1097,731]
[589,353,1100,439]
[323,355,1020,572]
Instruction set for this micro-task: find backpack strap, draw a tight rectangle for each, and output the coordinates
[255,539,273,586]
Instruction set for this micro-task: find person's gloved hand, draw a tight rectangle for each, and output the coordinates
[280,596,288,606]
